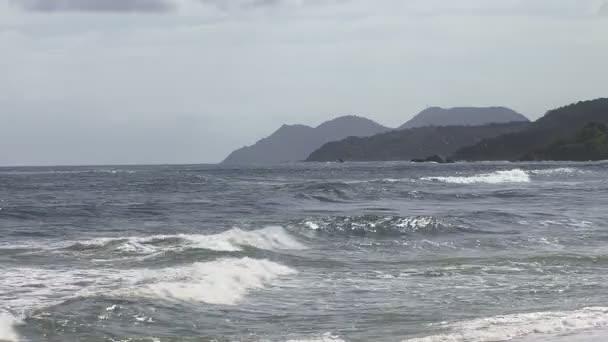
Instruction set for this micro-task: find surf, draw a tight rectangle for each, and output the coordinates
[58,226,307,257]
[131,257,297,305]
[0,313,20,342]
[422,169,531,184]
[403,307,608,342]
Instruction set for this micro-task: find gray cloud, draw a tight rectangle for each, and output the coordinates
[2,0,607,165]
[13,0,330,13]
[600,1,608,15]
[198,0,332,10]
[16,0,175,12]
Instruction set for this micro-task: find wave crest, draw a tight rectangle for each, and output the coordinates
[62,226,306,257]
[132,257,296,305]
[529,167,579,175]
[293,182,353,203]
[286,332,346,342]
[422,169,530,184]
[0,313,20,342]
[404,307,608,342]
[1,257,296,311]
[302,215,456,236]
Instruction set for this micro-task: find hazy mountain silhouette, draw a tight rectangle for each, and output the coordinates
[221,116,390,164]
[305,122,529,162]
[452,98,608,161]
[400,107,529,129]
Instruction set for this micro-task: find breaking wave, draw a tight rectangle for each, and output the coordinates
[529,167,579,175]
[286,332,346,342]
[422,169,530,184]
[132,257,296,305]
[62,226,306,256]
[1,257,296,312]
[0,313,20,342]
[404,307,608,342]
[301,215,460,236]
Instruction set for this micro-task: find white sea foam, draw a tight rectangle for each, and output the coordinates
[539,219,593,229]
[395,217,439,231]
[303,215,452,235]
[422,169,530,184]
[305,221,321,230]
[184,226,306,251]
[378,178,403,183]
[61,226,306,256]
[0,313,20,342]
[403,307,608,342]
[1,257,297,312]
[286,332,346,342]
[529,167,579,175]
[132,257,297,305]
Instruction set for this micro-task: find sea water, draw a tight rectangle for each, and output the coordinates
[1,162,607,341]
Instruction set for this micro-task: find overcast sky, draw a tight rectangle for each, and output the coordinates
[1,0,607,165]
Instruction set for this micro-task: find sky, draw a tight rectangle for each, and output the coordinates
[1,0,607,165]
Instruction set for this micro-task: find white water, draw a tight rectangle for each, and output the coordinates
[423,169,530,184]
[184,226,307,252]
[529,167,581,175]
[286,332,346,342]
[305,221,321,230]
[404,307,608,342]
[303,215,450,234]
[0,313,19,342]
[133,257,297,305]
[1,257,297,319]
[38,226,307,256]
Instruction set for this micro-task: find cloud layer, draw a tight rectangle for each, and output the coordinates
[16,0,175,12]
[13,0,339,12]
[1,0,607,165]
[12,0,608,16]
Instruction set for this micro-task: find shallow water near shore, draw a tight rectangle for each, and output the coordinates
[1,161,607,342]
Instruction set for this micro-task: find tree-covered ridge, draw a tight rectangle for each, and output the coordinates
[522,122,608,161]
[452,98,608,161]
[305,122,530,162]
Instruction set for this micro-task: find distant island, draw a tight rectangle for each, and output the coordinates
[222,107,528,165]
[452,98,608,161]
[221,116,390,165]
[221,99,608,164]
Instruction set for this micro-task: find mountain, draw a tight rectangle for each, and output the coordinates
[400,107,529,129]
[305,122,530,162]
[221,116,390,164]
[452,98,608,161]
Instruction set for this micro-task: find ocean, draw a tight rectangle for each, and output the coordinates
[1,162,607,342]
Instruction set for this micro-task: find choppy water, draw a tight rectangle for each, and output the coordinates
[1,162,608,342]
